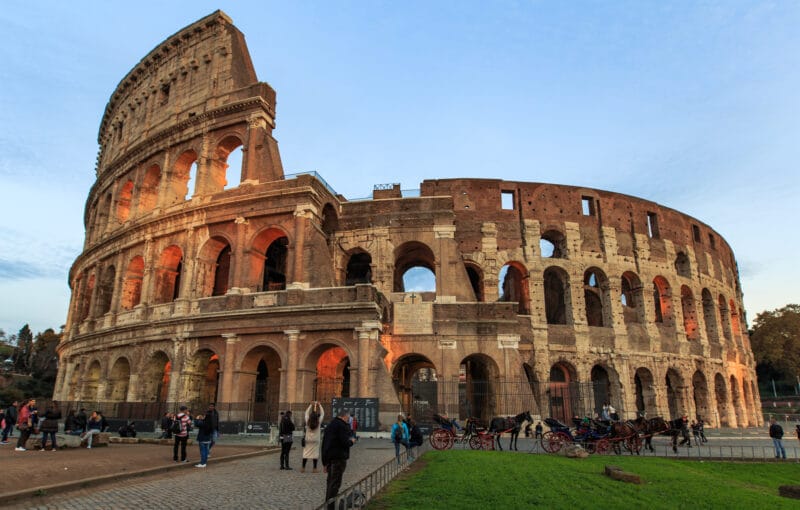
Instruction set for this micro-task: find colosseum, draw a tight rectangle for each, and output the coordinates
[54,11,762,431]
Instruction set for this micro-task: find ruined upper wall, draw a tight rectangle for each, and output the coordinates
[96,10,274,174]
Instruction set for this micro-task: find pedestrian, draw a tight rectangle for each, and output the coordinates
[194,409,214,468]
[795,423,800,442]
[524,422,532,438]
[82,411,103,449]
[64,410,81,435]
[697,417,707,443]
[40,402,62,451]
[207,403,220,453]
[15,399,34,451]
[601,403,610,421]
[321,408,355,510]
[173,406,192,462]
[76,408,88,435]
[768,417,786,459]
[302,401,324,473]
[160,412,173,439]
[391,414,410,464]
[2,400,18,444]
[98,411,109,432]
[407,418,423,459]
[690,420,701,446]
[279,409,295,470]
[535,421,543,440]
[678,415,692,447]
[349,411,358,440]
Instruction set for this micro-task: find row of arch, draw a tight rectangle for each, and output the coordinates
[88,135,244,243]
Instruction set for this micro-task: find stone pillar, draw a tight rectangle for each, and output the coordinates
[220,334,240,403]
[433,223,456,298]
[232,216,249,290]
[290,205,313,286]
[355,321,382,397]
[126,373,140,401]
[139,236,155,305]
[285,330,300,406]
[167,338,185,402]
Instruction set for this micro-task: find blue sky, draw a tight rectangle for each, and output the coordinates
[1,1,798,336]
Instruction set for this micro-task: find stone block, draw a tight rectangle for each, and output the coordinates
[779,486,800,500]
[604,465,642,484]
[564,444,589,458]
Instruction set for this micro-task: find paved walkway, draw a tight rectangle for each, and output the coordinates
[14,439,398,510]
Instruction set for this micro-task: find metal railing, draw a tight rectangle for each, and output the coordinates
[316,441,430,510]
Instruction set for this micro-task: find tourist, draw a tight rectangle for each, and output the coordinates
[690,420,701,446]
[207,403,220,453]
[2,400,18,444]
[15,399,34,451]
[279,410,295,470]
[76,408,88,435]
[302,401,324,473]
[82,411,103,449]
[697,417,708,443]
[160,412,174,439]
[64,410,82,435]
[98,410,109,432]
[768,417,786,459]
[678,415,692,447]
[407,418,423,460]
[795,423,799,442]
[349,411,358,440]
[534,421,543,440]
[321,408,355,510]
[194,409,214,468]
[391,414,410,464]
[173,406,192,462]
[40,402,62,451]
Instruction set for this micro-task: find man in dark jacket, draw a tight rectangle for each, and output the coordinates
[321,409,355,510]
[769,417,786,459]
[1,401,18,443]
[278,410,296,470]
[207,403,220,452]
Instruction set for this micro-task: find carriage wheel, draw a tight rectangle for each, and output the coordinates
[469,435,483,450]
[594,438,611,455]
[542,431,568,453]
[625,435,642,454]
[430,429,453,450]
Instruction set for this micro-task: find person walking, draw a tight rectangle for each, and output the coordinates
[194,409,214,468]
[279,410,296,470]
[321,408,355,510]
[391,414,410,464]
[769,417,786,459]
[207,403,220,453]
[173,406,191,462]
[678,415,692,447]
[697,417,708,443]
[40,403,62,451]
[82,411,103,449]
[302,401,324,473]
[407,418,423,459]
[2,401,18,444]
[15,399,34,451]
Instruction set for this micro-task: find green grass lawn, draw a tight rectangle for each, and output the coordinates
[368,451,800,509]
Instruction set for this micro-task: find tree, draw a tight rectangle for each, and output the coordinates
[750,304,800,385]
[12,324,34,373]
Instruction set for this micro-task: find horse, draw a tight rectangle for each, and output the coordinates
[607,420,638,455]
[488,411,532,451]
[632,416,684,452]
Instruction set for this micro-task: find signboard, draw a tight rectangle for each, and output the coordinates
[331,397,379,432]
[246,421,270,434]
[219,421,244,434]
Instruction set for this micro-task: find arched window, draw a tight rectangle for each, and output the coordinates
[154,245,183,303]
[211,136,244,192]
[675,252,691,278]
[718,295,732,341]
[321,203,339,239]
[540,230,566,258]
[583,268,609,327]
[213,245,232,296]
[680,285,699,340]
[499,262,530,314]
[393,241,436,293]
[543,267,569,325]
[701,289,719,344]
[97,265,116,316]
[166,150,198,205]
[79,272,95,322]
[620,271,644,323]
[116,180,134,223]
[263,237,289,291]
[465,263,484,302]
[345,251,372,285]
[653,276,672,325]
[138,164,161,213]
[121,256,144,310]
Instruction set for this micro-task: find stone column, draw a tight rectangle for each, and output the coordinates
[284,330,300,406]
[220,334,240,403]
[290,205,313,286]
[355,321,382,397]
[139,236,155,305]
[126,373,140,401]
[167,338,186,402]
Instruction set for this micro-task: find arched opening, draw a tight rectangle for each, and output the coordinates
[184,350,219,407]
[345,251,372,285]
[665,368,684,419]
[540,230,566,258]
[310,344,351,406]
[142,352,171,403]
[198,236,233,297]
[97,265,116,316]
[79,273,95,322]
[674,252,691,278]
[116,179,134,223]
[652,276,673,325]
[83,361,101,401]
[692,370,709,422]
[730,375,744,427]
[718,295,732,342]
[240,345,282,422]
[263,237,288,291]
[583,268,610,327]
[714,373,730,427]
[121,256,144,310]
[392,354,437,423]
[729,300,742,337]
[681,285,699,340]
[743,380,755,427]
[213,245,232,296]
[321,203,339,240]
[621,271,645,324]
[108,357,131,401]
[166,150,198,205]
[154,245,183,303]
[548,362,578,423]
[460,354,499,423]
[543,267,569,325]
[634,368,657,416]
[138,164,161,213]
[701,289,719,344]
[185,161,199,200]
[590,365,611,416]
[499,262,530,314]
[393,241,436,293]
[209,136,244,193]
[464,263,484,302]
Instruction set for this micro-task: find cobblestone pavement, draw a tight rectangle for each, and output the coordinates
[17,439,397,510]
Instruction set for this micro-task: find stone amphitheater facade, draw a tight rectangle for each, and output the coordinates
[54,11,761,429]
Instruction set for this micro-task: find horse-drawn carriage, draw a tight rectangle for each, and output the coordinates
[540,417,614,454]
[428,414,495,450]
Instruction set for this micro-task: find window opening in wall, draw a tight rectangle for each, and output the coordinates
[345,252,372,285]
[224,146,243,190]
[117,121,124,142]
[675,252,691,278]
[501,191,514,210]
[692,225,701,243]
[581,196,595,216]
[646,212,659,238]
[402,267,436,292]
[499,263,529,314]
[185,161,198,200]
[540,239,555,257]
[708,233,715,249]
[212,245,232,296]
[160,83,170,105]
[263,237,288,291]
[465,265,484,302]
[539,230,566,258]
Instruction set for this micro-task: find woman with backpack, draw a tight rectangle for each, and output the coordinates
[279,410,296,470]
[391,414,410,465]
[301,401,324,473]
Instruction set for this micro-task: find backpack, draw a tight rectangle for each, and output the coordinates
[170,417,183,435]
[393,425,403,442]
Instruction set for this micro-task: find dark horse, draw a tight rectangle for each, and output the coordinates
[489,411,532,451]
[631,416,678,452]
